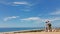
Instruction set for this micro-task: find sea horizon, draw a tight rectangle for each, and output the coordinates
[0,27,44,32]
[0,27,60,32]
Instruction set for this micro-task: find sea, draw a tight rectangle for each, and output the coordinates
[0,27,45,32]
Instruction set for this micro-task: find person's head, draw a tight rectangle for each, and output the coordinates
[45,20,50,23]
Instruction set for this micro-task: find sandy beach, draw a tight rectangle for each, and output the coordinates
[0,32,60,34]
[0,29,60,34]
[16,32,60,34]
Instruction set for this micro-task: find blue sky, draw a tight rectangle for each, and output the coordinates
[0,0,60,28]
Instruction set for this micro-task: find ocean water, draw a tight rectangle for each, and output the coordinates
[0,27,44,32]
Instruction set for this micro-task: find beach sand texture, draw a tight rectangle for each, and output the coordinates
[16,32,60,34]
[0,32,60,34]
[0,29,60,34]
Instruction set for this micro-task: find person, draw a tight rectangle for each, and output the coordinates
[45,20,52,32]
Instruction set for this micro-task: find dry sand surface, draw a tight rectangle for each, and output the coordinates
[0,32,60,34]
[17,32,60,34]
[0,29,60,34]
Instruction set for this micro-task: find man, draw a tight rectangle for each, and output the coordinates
[45,20,52,32]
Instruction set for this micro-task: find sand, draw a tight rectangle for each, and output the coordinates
[0,29,60,34]
[17,32,60,34]
[0,32,60,34]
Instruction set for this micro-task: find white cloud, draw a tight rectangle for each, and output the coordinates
[20,17,50,23]
[3,16,60,23]
[20,17,60,23]
[11,1,33,12]
[50,10,60,15]
[20,17,43,23]
[4,16,19,21]
[43,17,60,22]
[12,2,32,6]
[0,0,33,6]
[13,2,28,5]
[49,10,60,21]
[21,17,41,21]
[50,17,60,21]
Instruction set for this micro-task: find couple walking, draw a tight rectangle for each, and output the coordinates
[45,20,52,32]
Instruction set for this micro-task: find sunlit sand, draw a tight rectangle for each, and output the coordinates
[0,29,60,34]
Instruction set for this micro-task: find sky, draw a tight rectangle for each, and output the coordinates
[0,0,60,28]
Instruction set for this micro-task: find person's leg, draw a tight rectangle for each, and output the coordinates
[45,27,48,32]
[49,27,52,32]
[50,29,52,32]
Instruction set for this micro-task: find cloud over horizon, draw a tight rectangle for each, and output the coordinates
[20,17,60,23]
[3,16,19,21]
[50,10,60,15]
